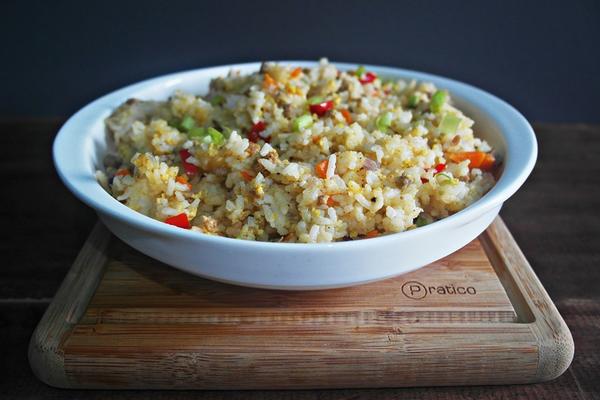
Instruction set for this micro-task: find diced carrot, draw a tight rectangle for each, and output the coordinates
[115,168,130,176]
[315,159,329,179]
[340,109,353,124]
[312,136,321,144]
[240,170,255,182]
[290,67,302,79]
[365,230,379,238]
[175,176,193,190]
[446,151,491,169]
[326,196,337,207]
[263,72,277,89]
[470,152,486,168]
[479,153,496,171]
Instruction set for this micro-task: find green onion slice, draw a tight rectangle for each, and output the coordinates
[293,114,313,131]
[207,127,225,146]
[188,126,206,139]
[408,94,419,108]
[180,115,196,131]
[355,65,366,78]
[376,112,393,133]
[430,90,447,113]
[307,96,325,105]
[439,114,461,134]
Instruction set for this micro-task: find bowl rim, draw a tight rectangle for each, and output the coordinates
[53,60,537,250]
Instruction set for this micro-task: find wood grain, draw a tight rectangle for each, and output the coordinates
[27,218,573,389]
[80,237,516,325]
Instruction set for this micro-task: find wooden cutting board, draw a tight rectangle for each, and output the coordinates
[29,218,573,389]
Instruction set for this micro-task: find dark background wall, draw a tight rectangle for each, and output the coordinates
[3,0,599,122]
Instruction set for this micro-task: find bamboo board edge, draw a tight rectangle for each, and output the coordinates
[28,222,111,388]
[481,218,574,382]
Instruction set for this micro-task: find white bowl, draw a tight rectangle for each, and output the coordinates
[53,61,537,290]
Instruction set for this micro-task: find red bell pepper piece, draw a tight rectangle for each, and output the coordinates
[179,149,198,177]
[248,121,267,143]
[164,213,191,229]
[309,100,334,117]
[359,72,377,84]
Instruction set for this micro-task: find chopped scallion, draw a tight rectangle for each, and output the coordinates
[188,126,206,139]
[430,90,447,113]
[439,114,461,134]
[376,112,393,133]
[307,96,325,105]
[180,115,196,131]
[408,94,419,108]
[356,65,366,78]
[293,114,313,131]
[207,127,225,146]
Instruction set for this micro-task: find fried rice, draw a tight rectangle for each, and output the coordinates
[97,59,497,243]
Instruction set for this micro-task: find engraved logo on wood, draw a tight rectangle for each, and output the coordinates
[401,280,477,300]
[401,281,428,299]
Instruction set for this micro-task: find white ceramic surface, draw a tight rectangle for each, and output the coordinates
[53,61,537,290]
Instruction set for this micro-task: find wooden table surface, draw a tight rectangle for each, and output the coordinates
[1,120,598,399]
